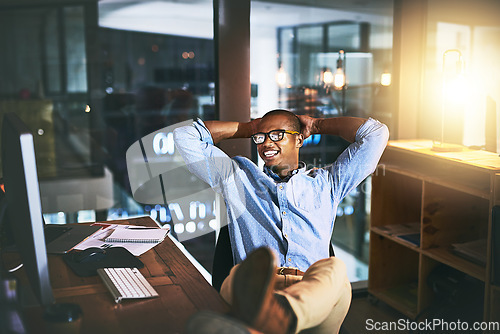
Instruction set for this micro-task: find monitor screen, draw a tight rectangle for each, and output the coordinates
[1,112,54,306]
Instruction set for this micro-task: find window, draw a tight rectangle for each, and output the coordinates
[0,4,93,179]
[0,1,217,272]
[420,0,500,151]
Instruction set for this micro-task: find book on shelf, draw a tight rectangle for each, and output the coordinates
[377,222,420,236]
[396,233,421,247]
[451,239,487,267]
[376,222,421,246]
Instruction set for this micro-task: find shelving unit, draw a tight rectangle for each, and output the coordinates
[369,140,500,322]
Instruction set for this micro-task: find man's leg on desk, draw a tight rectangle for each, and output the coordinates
[188,248,351,334]
[276,256,352,334]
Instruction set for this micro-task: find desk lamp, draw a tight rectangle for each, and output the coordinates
[432,49,465,152]
[333,50,347,116]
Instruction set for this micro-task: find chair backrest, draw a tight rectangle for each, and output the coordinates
[212,225,336,292]
[212,225,233,292]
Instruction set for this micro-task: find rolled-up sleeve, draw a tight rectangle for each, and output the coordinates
[173,119,239,193]
[329,118,389,203]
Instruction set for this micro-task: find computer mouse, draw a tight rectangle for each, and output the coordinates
[74,247,107,263]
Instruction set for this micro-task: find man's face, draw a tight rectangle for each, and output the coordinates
[255,114,303,173]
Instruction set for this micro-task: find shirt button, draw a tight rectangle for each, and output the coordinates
[288,258,292,262]
[279,185,283,190]
[284,233,288,238]
[282,211,286,216]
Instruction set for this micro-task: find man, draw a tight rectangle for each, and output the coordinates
[174,110,388,333]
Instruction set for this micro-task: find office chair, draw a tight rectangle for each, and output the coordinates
[212,225,335,292]
[212,225,233,292]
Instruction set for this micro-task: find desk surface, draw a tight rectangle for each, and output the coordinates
[21,216,229,333]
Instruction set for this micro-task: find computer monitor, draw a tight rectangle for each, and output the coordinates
[1,112,54,306]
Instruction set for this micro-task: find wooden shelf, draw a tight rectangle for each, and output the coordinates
[369,140,498,322]
[371,227,421,250]
[423,247,486,281]
[382,162,491,200]
[370,285,418,319]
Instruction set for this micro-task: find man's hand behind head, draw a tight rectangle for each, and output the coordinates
[297,114,318,139]
[248,117,262,136]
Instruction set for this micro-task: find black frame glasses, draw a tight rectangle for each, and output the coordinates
[251,129,299,144]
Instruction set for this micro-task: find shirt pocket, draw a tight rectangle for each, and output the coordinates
[290,177,323,212]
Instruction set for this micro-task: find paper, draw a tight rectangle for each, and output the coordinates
[105,227,168,243]
[74,224,170,256]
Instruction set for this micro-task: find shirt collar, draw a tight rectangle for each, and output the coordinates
[263,162,306,182]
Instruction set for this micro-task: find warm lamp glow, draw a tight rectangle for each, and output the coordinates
[432,49,465,152]
[333,68,345,90]
[444,73,467,102]
[276,66,288,88]
[333,50,346,90]
[380,72,391,86]
[322,68,334,85]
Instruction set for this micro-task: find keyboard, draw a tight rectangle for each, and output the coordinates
[97,267,159,303]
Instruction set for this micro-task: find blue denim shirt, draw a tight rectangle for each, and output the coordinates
[173,118,388,271]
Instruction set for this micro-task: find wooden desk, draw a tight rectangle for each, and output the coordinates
[19,216,229,333]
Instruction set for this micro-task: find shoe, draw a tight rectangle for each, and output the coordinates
[231,247,293,334]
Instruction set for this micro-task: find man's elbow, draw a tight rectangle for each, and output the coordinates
[366,121,389,147]
[172,127,182,143]
[173,126,192,143]
[173,126,192,154]
[380,123,389,145]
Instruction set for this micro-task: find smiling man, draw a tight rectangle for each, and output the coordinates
[174,109,388,334]
[253,112,302,177]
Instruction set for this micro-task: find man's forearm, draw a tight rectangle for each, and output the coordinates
[204,120,255,144]
[313,117,366,143]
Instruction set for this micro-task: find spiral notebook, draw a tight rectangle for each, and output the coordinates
[104,228,169,244]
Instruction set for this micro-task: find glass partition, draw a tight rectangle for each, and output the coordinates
[95,0,216,269]
[65,6,88,94]
[0,0,216,272]
[0,4,94,180]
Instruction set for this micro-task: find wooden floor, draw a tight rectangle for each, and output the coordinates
[341,289,410,334]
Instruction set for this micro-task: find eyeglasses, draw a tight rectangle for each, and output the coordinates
[251,129,299,145]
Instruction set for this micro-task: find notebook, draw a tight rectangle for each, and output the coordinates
[104,228,168,244]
